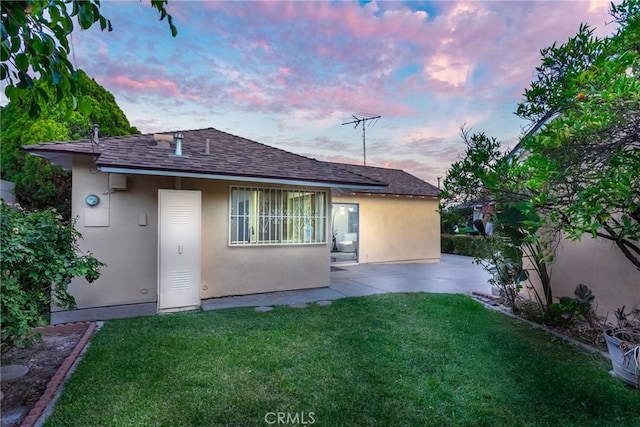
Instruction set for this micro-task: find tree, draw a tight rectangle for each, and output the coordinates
[441,130,558,313]
[1,69,140,216]
[442,0,640,315]
[439,128,513,209]
[1,0,176,117]
[447,0,640,271]
[515,23,605,124]
[514,0,640,270]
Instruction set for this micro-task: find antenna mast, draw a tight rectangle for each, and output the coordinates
[342,113,381,166]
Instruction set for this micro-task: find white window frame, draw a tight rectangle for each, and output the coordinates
[229,186,327,246]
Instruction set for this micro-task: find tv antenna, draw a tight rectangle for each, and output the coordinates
[342,113,381,166]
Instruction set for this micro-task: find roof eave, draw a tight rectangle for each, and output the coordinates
[350,192,439,198]
[98,166,386,190]
[27,152,75,171]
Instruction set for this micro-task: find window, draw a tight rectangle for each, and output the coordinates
[230,186,327,245]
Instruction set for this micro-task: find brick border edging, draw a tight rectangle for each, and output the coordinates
[19,322,97,427]
[469,293,610,359]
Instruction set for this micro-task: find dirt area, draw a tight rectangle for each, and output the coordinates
[1,323,89,427]
[546,320,608,352]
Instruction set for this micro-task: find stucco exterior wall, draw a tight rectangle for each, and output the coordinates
[551,236,639,318]
[187,178,330,299]
[522,234,639,318]
[333,194,440,264]
[63,156,330,311]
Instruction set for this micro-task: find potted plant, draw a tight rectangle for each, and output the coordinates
[604,305,640,388]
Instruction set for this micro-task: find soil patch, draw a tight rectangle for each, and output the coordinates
[1,323,90,427]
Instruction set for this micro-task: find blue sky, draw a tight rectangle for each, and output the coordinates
[18,1,621,184]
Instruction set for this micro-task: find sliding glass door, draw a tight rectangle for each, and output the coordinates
[331,203,359,264]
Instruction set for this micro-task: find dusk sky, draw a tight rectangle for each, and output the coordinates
[27,1,623,184]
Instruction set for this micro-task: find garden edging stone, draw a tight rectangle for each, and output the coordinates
[19,321,98,427]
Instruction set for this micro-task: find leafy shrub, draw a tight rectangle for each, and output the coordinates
[472,236,529,311]
[441,234,455,253]
[549,284,598,328]
[0,202,105,348]
[612,305,640,344]
[441,234,487,258]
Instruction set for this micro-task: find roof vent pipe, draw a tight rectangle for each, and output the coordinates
[91,124,104,148]
[205,138,210,155]
[173,132,183,156]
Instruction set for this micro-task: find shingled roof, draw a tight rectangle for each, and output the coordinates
[24,128,441,196]
[23,128,384,189]
[331,163,439,197]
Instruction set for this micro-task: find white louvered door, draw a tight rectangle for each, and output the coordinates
[158,190,201,312]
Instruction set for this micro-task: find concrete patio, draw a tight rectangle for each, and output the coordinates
[51,254,492,323]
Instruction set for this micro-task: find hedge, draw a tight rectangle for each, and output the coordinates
[441,234,489,258]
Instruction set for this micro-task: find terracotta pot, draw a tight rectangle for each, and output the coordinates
[604,329,639,388]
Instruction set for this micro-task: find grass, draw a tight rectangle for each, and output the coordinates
[45,294,639,426]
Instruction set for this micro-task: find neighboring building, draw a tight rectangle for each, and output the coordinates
[451,197,496,234]
[24,127,440,322]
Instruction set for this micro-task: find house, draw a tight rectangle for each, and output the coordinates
[330,163,440,264]
[24,127,440,322]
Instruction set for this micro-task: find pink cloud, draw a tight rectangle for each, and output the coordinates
[68,0,618,181]
[421,1,616,94]
[102,75,200,102]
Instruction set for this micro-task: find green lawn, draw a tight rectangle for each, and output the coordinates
[45,294,639,427]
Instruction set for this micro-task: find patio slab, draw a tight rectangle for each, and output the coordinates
[50,254,492,323]
[201,254,492,311]
[328,254,492,296]
[201,287,344,311]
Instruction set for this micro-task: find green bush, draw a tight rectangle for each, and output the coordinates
[441,234,455,253]
[0,202,105,348]
[441,234,488,258]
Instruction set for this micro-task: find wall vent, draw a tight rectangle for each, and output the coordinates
[109,173,127,191]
